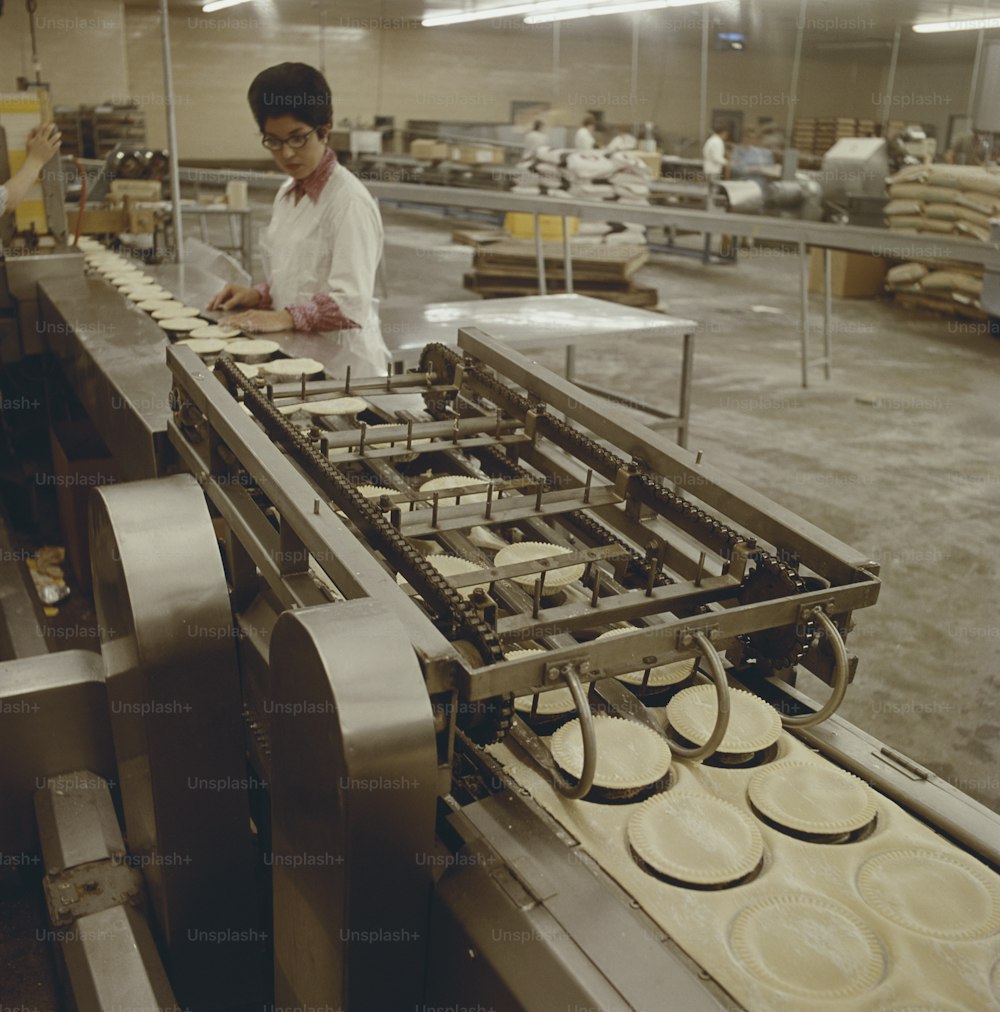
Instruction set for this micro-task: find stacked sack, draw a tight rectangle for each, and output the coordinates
[512,147,652,244]
[884,164,1000,243]
[884,261,984,314]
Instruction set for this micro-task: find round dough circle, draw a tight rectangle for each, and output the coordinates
[420,475,489,505]
[235,362,260,379]
[355,484,390,499]
[152,305,201,319]
[224,338,279,360]
[493,541,585,588]
[138,299,185,313]
[159,317,204,332]
[176,337,225,355]
[260,357,324,377]
[596,628,696,686]
[122,285,170,300]
[667,684,782,754]
[109,272,147,286]
[512,649,578,716]
[550,714,671,791]
[730,894,885,999]
[427,554,490,599]
[302,396,369,416]
[188,324,242,340]
[857,849,1000,940]
[748,761,878,835]
[629,791,763,886]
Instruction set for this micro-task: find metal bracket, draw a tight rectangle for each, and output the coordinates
[43,858,144,927]
[675,624,717,649]
[543,655,592,685]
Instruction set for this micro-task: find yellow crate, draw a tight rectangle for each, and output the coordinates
[505,212,579,240]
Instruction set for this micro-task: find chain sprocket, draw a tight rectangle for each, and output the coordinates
[738,555,814,669]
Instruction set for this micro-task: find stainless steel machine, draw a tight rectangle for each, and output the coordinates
[8,322,988,1010]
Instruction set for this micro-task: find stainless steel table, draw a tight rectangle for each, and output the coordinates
[380,295,697,447]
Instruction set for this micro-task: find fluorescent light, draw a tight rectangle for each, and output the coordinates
[423,0,588,26]
[202,0,252,12]
[913,16,1000,33]
[525,0,725,23]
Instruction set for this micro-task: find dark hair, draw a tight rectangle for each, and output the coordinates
[247,63,332,132]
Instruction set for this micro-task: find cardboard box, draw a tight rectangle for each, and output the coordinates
[809,248,888,298]
[450,144,504,165]
[49,422,119,591]
[633,150,662,178]
[409,139,449,161]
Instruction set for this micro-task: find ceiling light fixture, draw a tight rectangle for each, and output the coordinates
[525,0,727,24]
[912,16,1000,34]
[202,0,252,13]
[423,0,590,27]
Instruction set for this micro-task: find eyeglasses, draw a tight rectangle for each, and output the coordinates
[261,127,320,151]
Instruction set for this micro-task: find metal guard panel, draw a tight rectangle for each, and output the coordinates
[270,600,438,1010]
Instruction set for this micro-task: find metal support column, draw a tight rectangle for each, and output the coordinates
[534,213,548,295]
[160,0,184,263]
[799,240,810,389]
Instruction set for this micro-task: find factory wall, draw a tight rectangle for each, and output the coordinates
[0,0,129,107]
[0,4,982,163]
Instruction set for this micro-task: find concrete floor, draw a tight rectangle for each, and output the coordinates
[378,206,1000,814]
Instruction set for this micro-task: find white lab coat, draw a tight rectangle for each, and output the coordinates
[523,129,548,159]
[702,132,727,178]
[574,127,596,151]
[263,162,389,378]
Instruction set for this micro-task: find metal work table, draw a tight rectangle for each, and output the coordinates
[379,294,697,446]
[38,273,175,481]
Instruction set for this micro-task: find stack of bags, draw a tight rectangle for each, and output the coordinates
[884,261,984,317]
[883,164,1000,318]
[884,164,1000,243]
[512,147,652,244]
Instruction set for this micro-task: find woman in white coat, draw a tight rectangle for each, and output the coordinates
[209,63,389,378]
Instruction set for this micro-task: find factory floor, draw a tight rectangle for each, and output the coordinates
[377,206,1000,814]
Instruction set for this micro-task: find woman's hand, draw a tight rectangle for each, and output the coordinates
[25,123,61,166]
[223,309,293,334]
[208,284,262,312]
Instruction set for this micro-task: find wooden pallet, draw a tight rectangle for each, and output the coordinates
[473,241,649,281]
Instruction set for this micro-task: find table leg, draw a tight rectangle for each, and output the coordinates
[678,331,694,449]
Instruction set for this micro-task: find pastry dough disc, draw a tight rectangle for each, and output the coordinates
[123,285,169,300]
[176,337,225,355]
[159,317,203,332]
[420,475,489,505]
[628,791,763,886]
[188,324,242,339]
[138,299,184,312]
[428,554,490,598]
[302,396,368,416]
[152,304,201,319]
[667,684,782,754]
[224,338,279,360]
[857,849,1000,940]
[493,541,585,588]
[596,628,696,686]
[260,357,324,377]
[109,272,147,286]
[748,761,878,835]
[550,714,671,790]
[512,648,577,716]
[731,895,885,999]
[235,362,260,379]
